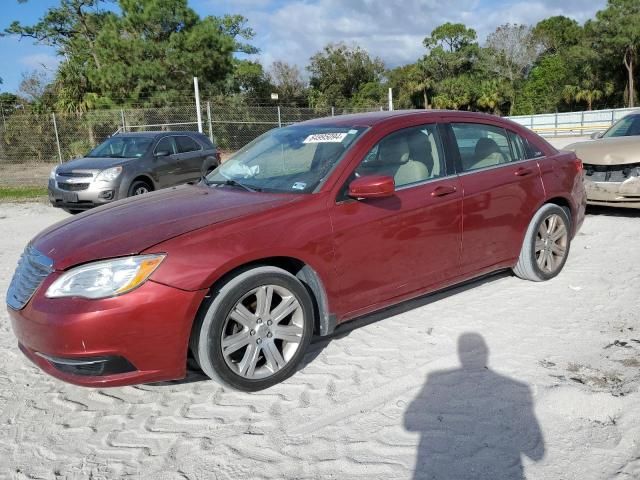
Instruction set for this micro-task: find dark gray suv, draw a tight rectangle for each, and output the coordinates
[48,131,220,213]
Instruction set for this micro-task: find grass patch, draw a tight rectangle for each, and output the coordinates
[0,186,48,201]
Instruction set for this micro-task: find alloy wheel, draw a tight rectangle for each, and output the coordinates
[535,213,568,274]
[220,285,304,380]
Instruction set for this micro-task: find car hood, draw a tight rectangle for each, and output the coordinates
[57,156,137,172]
[564,136,640,166]
[32,184,302,270]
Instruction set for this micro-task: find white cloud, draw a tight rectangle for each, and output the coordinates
[19,53,60,72]
[228,0,607,70]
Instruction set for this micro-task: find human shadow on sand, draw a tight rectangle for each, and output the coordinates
[404,333,544,480]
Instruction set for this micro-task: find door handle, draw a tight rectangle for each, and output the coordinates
[431,185,457,197]
[515,167,534,177]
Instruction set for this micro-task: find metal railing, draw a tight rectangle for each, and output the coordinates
[507,107,640,137]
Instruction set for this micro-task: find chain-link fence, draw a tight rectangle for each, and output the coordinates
[0,102,386,186]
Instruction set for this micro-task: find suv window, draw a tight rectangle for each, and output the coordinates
[176,136,202,153]
[451,123,514,172]
[356,124,446,188]
[155,136,177,155]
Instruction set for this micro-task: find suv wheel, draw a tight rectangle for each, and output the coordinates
[128,180,152,197]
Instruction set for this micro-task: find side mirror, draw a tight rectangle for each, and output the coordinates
[348,175,395,199]
[155,150,171,157]
[590,131,603,140]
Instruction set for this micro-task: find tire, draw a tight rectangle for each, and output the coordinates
[192,266,314,391]
[513,203,571,282]
[127,180,152,197]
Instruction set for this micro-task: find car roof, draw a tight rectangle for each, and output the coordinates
[114,131,205,138]
[298,109,510,128]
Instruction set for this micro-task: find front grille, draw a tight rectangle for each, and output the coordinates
[6,245,54,310]
[57,171,94,178]
[58,182,90,191]
[584,163,640,182]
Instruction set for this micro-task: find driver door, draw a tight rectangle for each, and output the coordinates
[153,136,182,187]
[329,124,462,318]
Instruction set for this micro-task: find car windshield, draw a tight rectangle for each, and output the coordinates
[602,115,640,138]
[87,136,154,158]
[206,125,367,193]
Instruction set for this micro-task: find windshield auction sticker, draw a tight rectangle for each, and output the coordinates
[303,133,348,144]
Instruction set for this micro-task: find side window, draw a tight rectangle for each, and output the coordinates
[176,136,202,153]
[451,123,515,172]
[508,131,527,161]
[525,138,545,159]
[356,124,446,188]
[154,137,176,155]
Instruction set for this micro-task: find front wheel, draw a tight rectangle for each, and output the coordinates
[127,180,152,197]
[192,266,314,391]
[513,204,571,282]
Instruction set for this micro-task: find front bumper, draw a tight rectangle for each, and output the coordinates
[8,276,207,387]
[584,177,640,209]
[48,178,122,210]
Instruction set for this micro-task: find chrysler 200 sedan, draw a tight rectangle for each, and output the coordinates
[7,111,586,391]
[48,131,220,213]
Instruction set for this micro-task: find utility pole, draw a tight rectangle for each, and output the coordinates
[194,77,203,133]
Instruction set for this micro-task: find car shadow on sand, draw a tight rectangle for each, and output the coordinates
[586,205,640,218]
[404,333,545,480]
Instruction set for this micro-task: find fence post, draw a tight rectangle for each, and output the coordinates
[611,109,615,124]
[331,106,335,117]
[580,110,585,134]
[554,112,558,137]
[277,105,282,128]
[207,101,213,143]
[52,113,63,164]
[194,77,203,133]
[120,109,126,132]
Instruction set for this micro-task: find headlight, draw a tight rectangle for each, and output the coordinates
[46,254,165,299]
[95,166,123,182]
[49,167,57,179]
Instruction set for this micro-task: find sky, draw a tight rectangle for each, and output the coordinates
[0,0,607,94]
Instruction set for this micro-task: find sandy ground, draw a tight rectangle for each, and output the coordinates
[0,202,639,480]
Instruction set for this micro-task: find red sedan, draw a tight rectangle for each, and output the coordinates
[6,111,586,391]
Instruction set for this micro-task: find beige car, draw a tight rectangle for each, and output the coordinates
[565,114,640,209]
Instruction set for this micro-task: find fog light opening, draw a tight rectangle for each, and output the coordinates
[34,352,137,376]
[99,190,114,200]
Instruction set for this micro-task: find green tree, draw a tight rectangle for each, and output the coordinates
[532,16,583,54]
[6,0,258,107]
[307,42,385,108]
[589,0,640,107]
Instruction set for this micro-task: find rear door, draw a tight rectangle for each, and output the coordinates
[444,121,545,274]
[175,135,206,183]
[329,123,462,317]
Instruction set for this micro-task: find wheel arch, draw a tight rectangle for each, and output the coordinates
[129,174,155,192]
[197,256,335,339]
[544,196,573,234]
